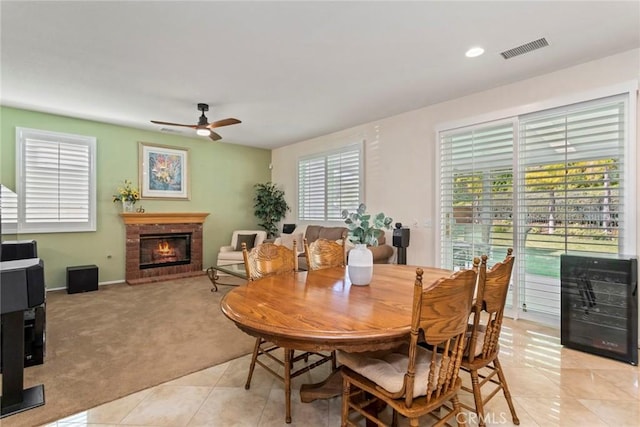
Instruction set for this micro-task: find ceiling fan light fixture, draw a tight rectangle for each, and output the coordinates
[150,103,241,142]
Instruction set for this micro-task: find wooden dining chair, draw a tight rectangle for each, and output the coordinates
[242,240,298,280]
[339,267,477,427]
[303,237,346,271]
[303,237,346,370]
[241,241,333,424]
[461,249,519,426]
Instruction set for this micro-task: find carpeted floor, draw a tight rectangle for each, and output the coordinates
[1,275,254,427]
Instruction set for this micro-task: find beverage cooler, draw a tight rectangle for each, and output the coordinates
[560,254,638,365]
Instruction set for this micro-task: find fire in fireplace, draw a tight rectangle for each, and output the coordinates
[139,233,191,269]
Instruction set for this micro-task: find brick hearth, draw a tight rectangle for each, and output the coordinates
[120,212,209,285]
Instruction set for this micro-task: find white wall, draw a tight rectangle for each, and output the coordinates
[272,49,640,267]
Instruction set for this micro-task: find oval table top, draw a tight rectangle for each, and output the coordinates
[220,264,453,353]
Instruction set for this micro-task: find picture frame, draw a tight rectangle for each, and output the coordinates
[139,142,190,200]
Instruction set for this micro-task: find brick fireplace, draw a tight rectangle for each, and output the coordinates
[120,212,209,285]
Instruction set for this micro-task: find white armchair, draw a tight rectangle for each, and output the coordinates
[217,230,267,266]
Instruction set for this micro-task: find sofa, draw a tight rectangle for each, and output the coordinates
[217,230,268,266]
[276,225,394,270]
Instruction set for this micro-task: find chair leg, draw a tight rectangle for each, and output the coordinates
[469,369,486,427]
[284,347,292,423]
[341,376,350,427]
[245,337,262,390]
[494,357,520,425]
[331,350,337,371]
[451,394,465,427]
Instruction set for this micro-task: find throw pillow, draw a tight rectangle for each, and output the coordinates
[235,233,257,251]
[280,232,304,252]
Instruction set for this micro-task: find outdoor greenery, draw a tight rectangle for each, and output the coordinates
[450,159,620,276]
[452,159,619,239]
[253,182,290,238]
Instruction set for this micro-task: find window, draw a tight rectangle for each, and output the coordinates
[1,184,18,234]
[298,144,363,221]
[439,93,633,323]
[16,127,97,233]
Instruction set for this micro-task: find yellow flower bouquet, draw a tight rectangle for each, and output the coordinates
[112,180,140,203]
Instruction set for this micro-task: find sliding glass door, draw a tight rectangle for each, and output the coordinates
[440,94,631,324]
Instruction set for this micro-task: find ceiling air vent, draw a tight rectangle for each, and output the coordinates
[500,37,548,59]
[160,127,182,134]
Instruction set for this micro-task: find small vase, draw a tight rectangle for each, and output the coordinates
[122,200,135,212]
[348,244,373,286]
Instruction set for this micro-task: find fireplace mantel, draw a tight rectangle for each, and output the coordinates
[120,212,209,225]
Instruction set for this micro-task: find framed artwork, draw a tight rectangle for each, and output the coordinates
[139,142,190,200]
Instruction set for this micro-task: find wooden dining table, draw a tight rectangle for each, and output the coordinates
[220,263,453,401]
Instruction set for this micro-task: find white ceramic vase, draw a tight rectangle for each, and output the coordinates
[122,200,135,212]
[348,243,373,286]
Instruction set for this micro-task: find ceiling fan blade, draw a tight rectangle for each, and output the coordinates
[150,120,197,129]
[209,131,223,141]
[208,118,241,129]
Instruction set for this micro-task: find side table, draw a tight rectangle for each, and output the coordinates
[206,263,247,292]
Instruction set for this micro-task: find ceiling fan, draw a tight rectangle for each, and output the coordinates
[151,103,241,141]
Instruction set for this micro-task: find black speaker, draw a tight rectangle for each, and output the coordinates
[392,228,410,248]
[1,240,38,261]
[25,262,45,308]
[1,259,45,313]
[66,265,98,294]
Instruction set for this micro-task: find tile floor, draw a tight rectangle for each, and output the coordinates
[42,318,639,426]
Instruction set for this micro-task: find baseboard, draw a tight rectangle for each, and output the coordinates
[47,270,213,292]
[46,280,125,292]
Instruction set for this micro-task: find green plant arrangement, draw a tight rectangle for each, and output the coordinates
[253,182,291,238]
[341,203,393,246]
[112,179,140,204]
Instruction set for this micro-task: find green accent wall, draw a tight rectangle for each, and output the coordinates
[0,106,271,288]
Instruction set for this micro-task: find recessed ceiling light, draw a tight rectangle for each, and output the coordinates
[465,47,485,58]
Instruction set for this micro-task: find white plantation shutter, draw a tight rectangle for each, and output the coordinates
[440,121,515,271]
[17,128,96,233]
[326,149,361,220]
[516,96,626,318]
[298,156,326,221]
[298,144,362,221]
[1,184,18,234]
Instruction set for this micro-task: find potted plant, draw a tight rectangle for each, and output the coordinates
[341,203,393,246]
[341,203,393,285]
[253,182,291,239]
